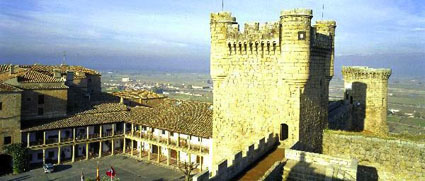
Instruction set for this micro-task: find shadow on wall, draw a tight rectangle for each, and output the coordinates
[21,91,68,121]
[351,82,367,132]
[357,165,378,181]
[286,152,344,181]
[0,154,13,175]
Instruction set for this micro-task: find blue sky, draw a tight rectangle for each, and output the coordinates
[0,0,424,73]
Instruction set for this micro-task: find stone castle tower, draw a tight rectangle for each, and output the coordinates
[210,9,336,167]
[342,66,391,135]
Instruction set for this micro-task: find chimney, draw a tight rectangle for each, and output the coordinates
[66,71,74,81]
[53,69,61,78]
[65,71,74,86]
[120,97,124,104]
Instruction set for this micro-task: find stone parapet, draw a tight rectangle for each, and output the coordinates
[323,130,425,180]
[342,66,392,80]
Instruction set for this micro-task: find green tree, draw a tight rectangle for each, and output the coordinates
[413,112,421,118]
[4,143,29,174]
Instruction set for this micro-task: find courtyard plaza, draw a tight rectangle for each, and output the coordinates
[0,155,184,181]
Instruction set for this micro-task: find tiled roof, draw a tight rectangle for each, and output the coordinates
[22,99,213,138]
[0,64,11,72]
[128,99,213,138]
[0,83,22,92]
[27,64,100,76]
[21,103,129,132]
[112,90,165,99]
[18,70,63,83]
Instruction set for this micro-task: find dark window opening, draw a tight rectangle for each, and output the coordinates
[162,130,165,135]
[37,153,43,160]
[4,136,11,144]
[280,124,288,141]
[48,151,54,158]
[38,95,44,104]
[38,108,44,115]
[0,102,2,110]
[350,96,353,104]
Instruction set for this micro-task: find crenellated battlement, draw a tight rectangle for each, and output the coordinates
[342,66,392,80]
[211,9,336,57]
[280,8,313,17]
[210,12,236,23]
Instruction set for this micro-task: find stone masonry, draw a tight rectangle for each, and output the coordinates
[323,130,425,180]
[0,86,22,153]
[210,8,336,172]
[342,66,391,135]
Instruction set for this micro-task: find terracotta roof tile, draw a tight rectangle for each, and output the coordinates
[112,90,165,99]
[18,70,63,83]
[128,99,213,138]
[0,83,22,92]
[22,99,213,138]
[21,103,129,132]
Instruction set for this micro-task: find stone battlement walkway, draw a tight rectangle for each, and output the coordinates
[235,147,285,180]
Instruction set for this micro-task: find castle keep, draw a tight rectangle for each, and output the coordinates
[210,9,336,167]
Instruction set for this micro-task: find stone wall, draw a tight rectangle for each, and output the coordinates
[210,8,336,172]
[323,130,425,180]
[21,88,67,120]
[208,134,277,180]
[259,161,284,181]
[342,66,391,135]
[328,100,353,130]
[0,92,22,153]
[283,148,357,180]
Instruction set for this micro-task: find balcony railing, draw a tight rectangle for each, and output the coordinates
[88,133,100,139]
[60,137,73,142]
[102,131,113,137]
[124,131,210,153]
[45,138,58,144]
[75,134,87,140]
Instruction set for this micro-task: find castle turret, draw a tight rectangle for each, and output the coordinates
[210,12,237,83]
[280,9,313,83]
[342,66,392,136]
[315,20,337,80]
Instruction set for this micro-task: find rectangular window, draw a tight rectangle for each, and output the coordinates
[38,108,44,115]
[38,95,44,104]
[0,102,2,110]
[4,136,11,144]
[162,130,165,135]
[37,153,43,160]
[48,151,54,158]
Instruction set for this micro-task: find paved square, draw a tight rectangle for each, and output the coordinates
[0,155,184,181]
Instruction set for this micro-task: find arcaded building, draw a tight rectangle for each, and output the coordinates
[0,65,214,174]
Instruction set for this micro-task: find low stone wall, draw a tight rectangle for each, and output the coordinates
[283,149,357,180]
[323,130,425,180]
[259,161,284,181]
[193,170,209,181]
[201,133,278,181]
